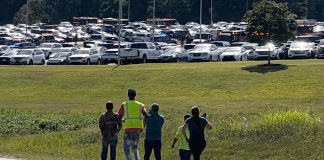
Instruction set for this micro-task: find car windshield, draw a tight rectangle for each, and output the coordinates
[52,53,68,58]
[17,50,32,55]
[39,44,52,48]
[112,44,127,49]
[74,50,89,54]
[164,49,180,55]
[193,45,210,52]
[225,47,241,52]
[290,43,309,49]
[56,48,71,52]
[242,45,254,50]
[1,52,14,56]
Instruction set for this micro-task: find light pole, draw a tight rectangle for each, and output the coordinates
[118,0,123,65]
[128,0,130,21]
[210,0,213,25]
[152,0,156,43]
[26,0,29,35]
[199,0,202,42]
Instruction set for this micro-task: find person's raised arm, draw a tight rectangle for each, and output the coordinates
[182,123,189,143]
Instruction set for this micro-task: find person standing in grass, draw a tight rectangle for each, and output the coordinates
[119,88,148,160]
[182,107,212,160]
[99,101,122,160]
[144,103,165,160]
[170,114,192,160]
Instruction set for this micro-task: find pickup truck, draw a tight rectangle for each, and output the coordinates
[119,42,161,63]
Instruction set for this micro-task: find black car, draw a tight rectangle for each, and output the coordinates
[47,52,71,65]
[0,51,16,65]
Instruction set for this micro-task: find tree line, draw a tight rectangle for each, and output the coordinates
[0,0,323,25]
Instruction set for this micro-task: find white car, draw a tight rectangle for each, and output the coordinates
[68,48,102,65]
[187,44,221,62]
[38,43,63,59]
[11,49,46,65]
[253,45,278,60]
[288,42,313,59]
[220,47,248,61]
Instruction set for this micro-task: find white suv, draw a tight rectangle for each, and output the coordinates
[187,44,221,62]
[288,42,313,59]
[11,49,46,65]
[68,48,102,65]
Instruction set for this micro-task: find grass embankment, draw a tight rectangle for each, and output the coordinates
[0,60,323,159]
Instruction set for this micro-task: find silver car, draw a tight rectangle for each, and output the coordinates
[68,48,102,65]
[187,44,221,62]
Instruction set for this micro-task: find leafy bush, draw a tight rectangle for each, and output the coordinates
[0,109,98,136]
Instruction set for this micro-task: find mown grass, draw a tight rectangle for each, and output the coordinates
[0,60,324,159]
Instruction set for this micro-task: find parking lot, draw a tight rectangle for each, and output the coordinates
[1,18,324,66]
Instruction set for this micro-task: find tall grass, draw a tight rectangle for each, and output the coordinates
[214,109,321,141]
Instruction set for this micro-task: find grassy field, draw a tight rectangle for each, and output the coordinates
[0,60,323,160]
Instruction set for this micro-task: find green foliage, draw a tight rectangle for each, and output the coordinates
[214,109,321,141]
[0,109,98,136]
[243,0,296,44]
[254,109,320,139]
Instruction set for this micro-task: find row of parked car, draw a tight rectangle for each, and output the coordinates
[1,39,323,65]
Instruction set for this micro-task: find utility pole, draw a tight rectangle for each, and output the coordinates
[199,0,202,42]
[26,0,29,35]
[128,0,130,21]
[210,0,213,25]
[118,0,123,65]
[152,0,156,43]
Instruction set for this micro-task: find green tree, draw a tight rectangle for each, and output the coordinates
[14,0,48,24]
[243,0,296,45]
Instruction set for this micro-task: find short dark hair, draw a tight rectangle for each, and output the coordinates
[184,114,191,121]
[191,106,200,117]
[128,88,136,98]
[106,101,114,110]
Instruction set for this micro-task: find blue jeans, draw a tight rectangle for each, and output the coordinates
[101,138,118,160]
[124,132,141,160]
[179,149,191,160]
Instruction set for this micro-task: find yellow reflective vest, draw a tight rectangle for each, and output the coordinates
[123,100,144,129]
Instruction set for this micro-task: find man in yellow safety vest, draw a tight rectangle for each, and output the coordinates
[118,88,148,160]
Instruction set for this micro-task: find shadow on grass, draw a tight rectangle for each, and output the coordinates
[242,63,294,74]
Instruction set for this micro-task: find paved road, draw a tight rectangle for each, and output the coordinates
[0,158,18,160]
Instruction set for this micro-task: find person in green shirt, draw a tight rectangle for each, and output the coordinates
[170,114,192,160]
